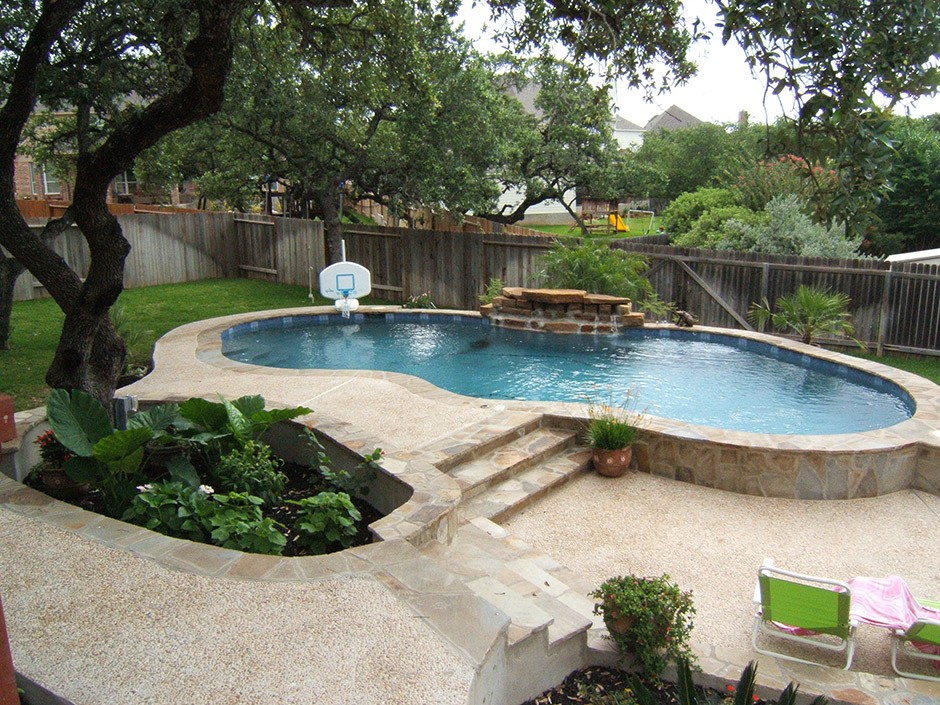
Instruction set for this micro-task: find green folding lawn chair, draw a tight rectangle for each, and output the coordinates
[891,598,940,682]
[752,560,858,670]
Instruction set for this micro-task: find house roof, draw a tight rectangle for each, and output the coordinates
[613,115,644,131]
[643,105,703,131]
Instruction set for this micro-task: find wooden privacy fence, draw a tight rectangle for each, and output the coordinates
[613,242,940,356]
[10,211,324,301]
[10,211,940,356]
[341,225,557,309]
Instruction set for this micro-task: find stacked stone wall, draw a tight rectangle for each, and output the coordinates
[480,287,644,334]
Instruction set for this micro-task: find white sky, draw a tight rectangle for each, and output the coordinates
[457,0,940,127]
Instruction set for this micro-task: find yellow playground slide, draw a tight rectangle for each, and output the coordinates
[608,213,630,232]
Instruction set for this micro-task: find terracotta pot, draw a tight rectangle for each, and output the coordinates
[592,447,633,477]
[604,612,636,636]
[39,466,89,499]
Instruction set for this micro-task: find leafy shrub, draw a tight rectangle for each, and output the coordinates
[302,425,380,498]
[211,440,286,505]
[203,492,288,555]
[733,153,839,222]
[591,574,696,678]
[479,277,505,305]
[719,194,862,257]
[662,187,740,235]
[538,240,654,302]
[403,291,435,308]
[749,285,860,347]
[672,205,763,249]
[122,481,213,542]
[289,492,362,554]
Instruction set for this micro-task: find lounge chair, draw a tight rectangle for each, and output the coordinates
[752,559,858,669]
[891,598,940,682]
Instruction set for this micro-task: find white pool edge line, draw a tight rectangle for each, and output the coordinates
[186,306,940,453]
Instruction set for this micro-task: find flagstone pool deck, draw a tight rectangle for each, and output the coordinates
[2,307,939,705]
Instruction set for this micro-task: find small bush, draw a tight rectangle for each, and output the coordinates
[672,205,763,249]
[719,194,863,257]
[479,278,505,305]
[204,492,288,555]
[211,440,287,505]
[539,240,654,302]
[122,481,213,542]
[289,492,362,554]
[662,187,740,235]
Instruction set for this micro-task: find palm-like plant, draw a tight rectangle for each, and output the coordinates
[749,285,860,347]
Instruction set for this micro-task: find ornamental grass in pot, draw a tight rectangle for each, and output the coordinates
[584,391,641,477]
[591,573,697,679]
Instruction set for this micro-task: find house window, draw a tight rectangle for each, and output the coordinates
[28,162,39,196]
[113,170,137,197]
[41,165,61,195]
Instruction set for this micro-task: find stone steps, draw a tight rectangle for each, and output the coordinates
[448,426,580,501]
[457,445,592,523]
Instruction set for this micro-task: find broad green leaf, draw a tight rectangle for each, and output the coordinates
[47,389,113,456]
[232,395,266,418]
[63,456,103,484]
[222,397,252,443]
[179,397,228,432]
[106,446,146,476]
[251,406,313,428]
[167,456,201,487]
[128,403,180,432]
[92,427,153,463]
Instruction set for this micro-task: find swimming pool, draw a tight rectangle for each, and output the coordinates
[221,313,914,436]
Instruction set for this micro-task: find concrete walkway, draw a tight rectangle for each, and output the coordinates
[2,308,939,705]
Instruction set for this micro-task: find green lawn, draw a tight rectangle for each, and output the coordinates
[845,350,940,386]
[3,277,939,412]
[526,215,662,238]
[1,278,387,411]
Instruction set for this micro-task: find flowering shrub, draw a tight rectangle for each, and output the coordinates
[34,430,73,466]
[733,154,839,223]
[591,574,696,678]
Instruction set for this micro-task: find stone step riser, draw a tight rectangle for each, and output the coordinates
[435,417,544,473]
[454,431,579,501]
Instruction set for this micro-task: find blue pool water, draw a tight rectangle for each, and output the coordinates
[221,314,915,435]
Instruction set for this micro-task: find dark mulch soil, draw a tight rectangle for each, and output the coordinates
[28,458,382,558]
[521,666,754,705]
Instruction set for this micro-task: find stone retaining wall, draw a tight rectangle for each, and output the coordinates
[480,287,645,334]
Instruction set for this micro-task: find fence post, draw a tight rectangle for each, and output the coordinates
[758,263,771,332]
[876,269,893,357]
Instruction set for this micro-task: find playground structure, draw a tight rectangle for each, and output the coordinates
[575,198,656,235]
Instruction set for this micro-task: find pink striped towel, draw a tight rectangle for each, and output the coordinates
[848,575,940,663]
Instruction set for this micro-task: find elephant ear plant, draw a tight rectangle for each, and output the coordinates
[46,389,155,517]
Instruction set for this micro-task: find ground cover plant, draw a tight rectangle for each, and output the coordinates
[29,389,383,556]
[1,278,389,411]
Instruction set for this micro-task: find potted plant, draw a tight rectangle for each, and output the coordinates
[590,573,696,678]
[584,393,640,477]
[33,429,87,498]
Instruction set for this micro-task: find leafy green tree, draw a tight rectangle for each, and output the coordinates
[624,122,762,201]
[717,0,940,233]
[478,57,625,230]
[874,117,940,254]
[662,187,741,235]
[1,0,250,404]
[191,2,513,260]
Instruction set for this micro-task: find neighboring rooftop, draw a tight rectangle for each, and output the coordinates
[644,104,704,131]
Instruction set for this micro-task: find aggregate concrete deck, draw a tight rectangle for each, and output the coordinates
[2,306,939,705]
